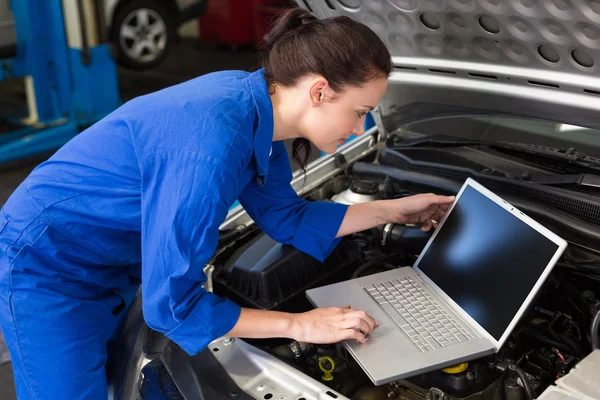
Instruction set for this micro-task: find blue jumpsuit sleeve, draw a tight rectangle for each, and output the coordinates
[140,150,241,355]
[238,142,349,262]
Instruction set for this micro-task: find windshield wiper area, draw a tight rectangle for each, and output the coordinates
[389,135,600,171]
[491,142,600,173]
[386,135,600,189]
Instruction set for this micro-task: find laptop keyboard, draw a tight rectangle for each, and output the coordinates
[364,277,477,353]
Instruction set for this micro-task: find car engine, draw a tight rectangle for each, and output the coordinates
[210,136,600,400]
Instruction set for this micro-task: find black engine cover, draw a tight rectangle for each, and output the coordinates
[212,233,363,313]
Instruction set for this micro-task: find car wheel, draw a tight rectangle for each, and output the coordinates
[111,0,175,70]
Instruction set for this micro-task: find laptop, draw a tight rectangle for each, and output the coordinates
[306,177,568,386]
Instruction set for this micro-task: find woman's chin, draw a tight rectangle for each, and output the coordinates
[322,145,338,154]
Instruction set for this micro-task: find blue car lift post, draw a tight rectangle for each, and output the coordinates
[0,0,120,165]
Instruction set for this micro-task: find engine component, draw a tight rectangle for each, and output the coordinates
[331,179,379,205]
[381,223,432,254]
[406,361,499,399]
[510,365,536,400]
[591,306,600,350]
[504,373,527,400]
[495,361,538,400]
[537,349,600,399]
[212,233,363,312]
[318,356,335,382]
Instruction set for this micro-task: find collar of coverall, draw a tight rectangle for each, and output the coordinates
[247,68,275,180]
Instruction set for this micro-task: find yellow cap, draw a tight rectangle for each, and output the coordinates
[318,357,335,381]
[442,362,469,374]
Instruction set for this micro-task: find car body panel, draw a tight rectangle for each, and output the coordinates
[296,0,600,132]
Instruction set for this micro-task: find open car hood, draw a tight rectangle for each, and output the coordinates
[295,0,600,133]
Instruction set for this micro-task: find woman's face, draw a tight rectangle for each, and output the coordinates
[302,76,388,154]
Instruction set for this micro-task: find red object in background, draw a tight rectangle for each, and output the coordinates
[199,0,293,47]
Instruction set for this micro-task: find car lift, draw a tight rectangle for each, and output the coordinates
[0,0,120,165]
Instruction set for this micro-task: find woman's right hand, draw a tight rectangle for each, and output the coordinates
[290,305,378,344]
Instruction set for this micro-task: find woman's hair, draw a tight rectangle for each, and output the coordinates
[261,7,392,170]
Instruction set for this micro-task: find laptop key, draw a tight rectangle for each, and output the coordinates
[426,337,441,349]
[456,334,468,342]
[380,303,410,327]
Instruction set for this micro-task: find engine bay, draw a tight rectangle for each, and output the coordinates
[210,134,600,400]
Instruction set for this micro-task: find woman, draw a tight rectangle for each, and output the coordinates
[0,8,454,399]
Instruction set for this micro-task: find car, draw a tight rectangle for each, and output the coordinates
[71,1,600,399]
[0,0,209,70]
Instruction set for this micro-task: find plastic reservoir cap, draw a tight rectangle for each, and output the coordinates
[350,180,379,195]
[442,362,469,374]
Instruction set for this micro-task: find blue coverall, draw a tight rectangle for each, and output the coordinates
[0,69,349,399]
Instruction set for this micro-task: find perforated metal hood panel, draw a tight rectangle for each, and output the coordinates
[295,1,600,131]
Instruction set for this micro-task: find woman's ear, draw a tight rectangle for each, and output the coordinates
[309,78,329,107]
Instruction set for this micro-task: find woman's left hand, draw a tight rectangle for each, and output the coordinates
[386,193,455,231]
[337,193,456,238]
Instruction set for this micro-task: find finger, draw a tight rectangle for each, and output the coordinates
[434,209,446,221]
[339,328,367,344]
[341,317,371,335]
[345,310,377,331]
[340,305,353,313]
[344,311,376,333]
[430,195,455,205]
[422,218,433,231]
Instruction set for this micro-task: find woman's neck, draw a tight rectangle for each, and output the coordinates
[269,84,304,142]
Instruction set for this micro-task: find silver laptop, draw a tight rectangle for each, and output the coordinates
[306,178,568,386]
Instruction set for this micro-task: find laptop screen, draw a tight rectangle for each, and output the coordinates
[416,185,560,340]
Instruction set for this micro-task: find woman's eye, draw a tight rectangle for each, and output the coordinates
[357,111,368,118]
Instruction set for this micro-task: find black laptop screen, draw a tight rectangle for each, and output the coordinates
[416,185,559,341]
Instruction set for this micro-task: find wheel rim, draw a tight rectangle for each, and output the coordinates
[119,8,167,64]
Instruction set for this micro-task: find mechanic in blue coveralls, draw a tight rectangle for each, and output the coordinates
[0,8,454,399]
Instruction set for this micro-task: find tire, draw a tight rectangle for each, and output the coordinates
[111,0,176,70]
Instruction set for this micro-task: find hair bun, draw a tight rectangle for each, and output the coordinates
[262,8,317,50]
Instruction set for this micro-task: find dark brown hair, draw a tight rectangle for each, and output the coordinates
[261,7,392,169]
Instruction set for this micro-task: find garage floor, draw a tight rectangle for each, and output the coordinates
[0,38,317,399]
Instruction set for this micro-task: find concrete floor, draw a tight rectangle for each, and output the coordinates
[0,38,302,399]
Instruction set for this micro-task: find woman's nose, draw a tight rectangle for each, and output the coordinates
[352,122,365,137]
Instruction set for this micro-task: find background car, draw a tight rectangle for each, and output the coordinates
[0,0,209,69]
